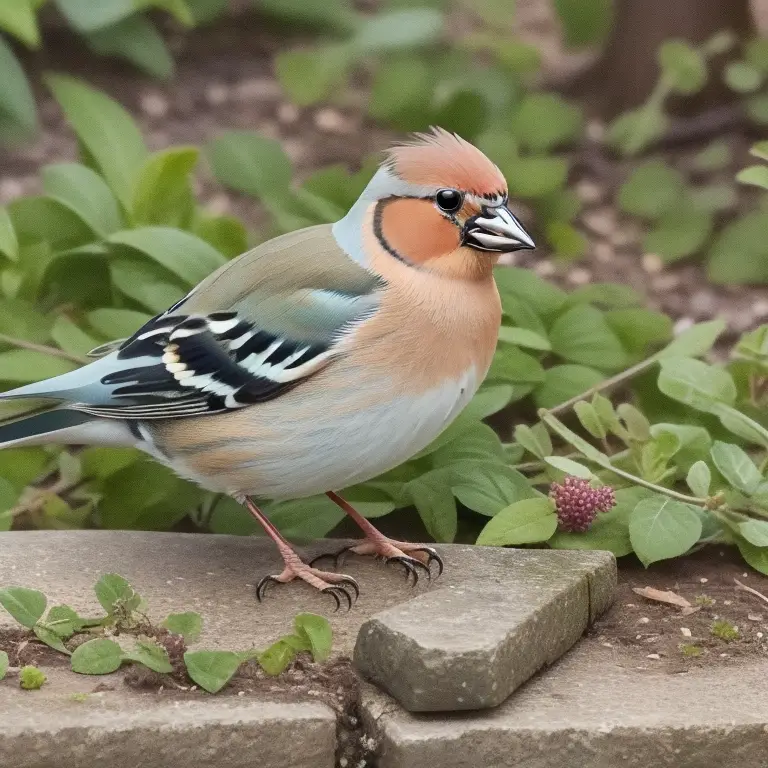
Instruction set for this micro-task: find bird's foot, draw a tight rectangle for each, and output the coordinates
[256,561,359,612]
[312,537,443,585]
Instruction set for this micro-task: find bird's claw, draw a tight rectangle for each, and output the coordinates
[256,569,359,612]
[387,554,433,585]
[410,546,445,578]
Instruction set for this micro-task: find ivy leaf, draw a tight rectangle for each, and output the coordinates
[0,587,46,628]
[710,442,761,495]
[294,613,333,662]
[71,638,123,675]
[549,305,627,371]
[476,498,557,546]
[161,612,202,642]
[686,461,711,498]
[628,496,702,566]
[184,650,241,692]
[45,75,147,211]
[122,639,173,674]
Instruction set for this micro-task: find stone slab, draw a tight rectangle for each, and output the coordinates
[0,531,615,765]
[353,547,616,711]
[362,642,768,768]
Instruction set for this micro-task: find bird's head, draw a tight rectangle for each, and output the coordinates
[334,127,535,281]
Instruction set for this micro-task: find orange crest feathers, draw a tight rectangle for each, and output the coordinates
[385,127,506,198]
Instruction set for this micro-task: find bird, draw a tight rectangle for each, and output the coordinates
[0,128,534,610]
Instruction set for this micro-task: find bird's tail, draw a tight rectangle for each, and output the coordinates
[0,401,100,449]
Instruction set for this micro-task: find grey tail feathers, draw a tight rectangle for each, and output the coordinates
[0,407,97,449]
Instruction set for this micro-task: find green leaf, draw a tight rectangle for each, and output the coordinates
[71,638,123,675]
[708,212,768,284]
[338,485,395,519]
[0,651,7,680]
[607,105,667,157]
[506,156,568,198]
[658,39,707,95]
[724,61,763,93]
[122,639,173,673]
[41,163,122,238]
[207,131,293,200]
[405,470,457,542]
[294,613,333,662]
[605,308,672,357]
[568,283,642,310]
[549,305,627,370]
[514,422,552,459]
[45,605,80,638]
[747,94,768,125]
[432,422,505,467]
[511,93,583,152]
[265,495,345,540]
[710,441,761,494]
[184,650,241,693]
[192,213,248,259]
[736,538,768,576]
[258,0,356,32]
[497,326,550,351]
[657,320,725,359]
[544,456,593,479]
[476,498,557,546]
[692,140,732,172]
[0,349,77,384]
[738,520,768,548]
[750,141,768,162]
[51,317,96,357]
[574,401,606,440]
[257,641,296,676]
[161,612,203,642]
[351,9,443,53]
[643,205,712,262]
[131,147,199,227]
[736,165,768,191]
[553,0,612,47]
[87,15,174,81]
[19,665,46,689]
[534,364,604,410]
[369,56,433,127]
[109,227,226,285]
[493,266,567,318]
[54,0,137,32]
[0,36,37,137]
[275,46,352,107]
[0,0,40,47]
[88,308,150,340]
[45,75,147,211]
[486,344,545,384]
[0,207,18,262]
[452,463,533,516]
[33,624,71,655]
[628,495,702,566]
[0,587,46,628]
[94,573,141,614]
[657,358,736,412]
[618,161,686,219]
[686,461,711,497]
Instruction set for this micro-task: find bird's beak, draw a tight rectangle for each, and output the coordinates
[463,206,536,253]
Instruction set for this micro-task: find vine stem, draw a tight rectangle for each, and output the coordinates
[548,355,659,416]
[0,334,88,365]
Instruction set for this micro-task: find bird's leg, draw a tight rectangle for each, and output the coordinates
[242,496,359,611]
[314,491,444,584]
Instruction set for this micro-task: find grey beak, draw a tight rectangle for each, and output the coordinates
[464,206,535,253]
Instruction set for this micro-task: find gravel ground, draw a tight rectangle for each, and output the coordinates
[1,4,767,337]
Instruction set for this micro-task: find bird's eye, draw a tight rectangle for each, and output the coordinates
[435,188,463,214]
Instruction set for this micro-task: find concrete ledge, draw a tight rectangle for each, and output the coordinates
[362,643,768,768]
[1,699,336,768]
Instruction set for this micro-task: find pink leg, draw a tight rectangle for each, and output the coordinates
[243,497,359,610]
[319,491,444,583]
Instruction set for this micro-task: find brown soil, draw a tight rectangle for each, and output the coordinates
[590,547,768,672]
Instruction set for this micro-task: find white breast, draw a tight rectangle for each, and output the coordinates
[151,367,480,500]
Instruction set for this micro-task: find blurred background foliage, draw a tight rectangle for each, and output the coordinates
[2,0,768,572]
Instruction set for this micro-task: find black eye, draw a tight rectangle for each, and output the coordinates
[435,188,463,214]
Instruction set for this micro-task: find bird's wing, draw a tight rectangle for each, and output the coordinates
[6,225,383,419]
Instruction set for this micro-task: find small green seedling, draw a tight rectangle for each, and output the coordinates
[710,620,739,642]
[19,666,46,690]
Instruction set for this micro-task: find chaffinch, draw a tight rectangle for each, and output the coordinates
[0,128,534,609]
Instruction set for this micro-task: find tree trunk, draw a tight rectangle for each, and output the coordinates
[588,0,754,119]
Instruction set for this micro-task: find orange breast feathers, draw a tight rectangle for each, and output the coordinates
[351,209,502,394]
